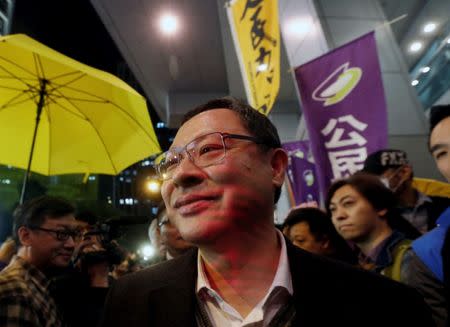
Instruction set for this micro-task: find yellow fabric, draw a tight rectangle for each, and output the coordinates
[382,239,411,282]
[413,178,450,198]
[227,0,280,115]
[0,34,160,175]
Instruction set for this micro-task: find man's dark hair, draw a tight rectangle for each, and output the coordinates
[182,97,283,203]
[13,195,76,243]
[428,104,450,148]
[283,207,357,264]
[325,173,420,239]
[283,207,338,242]
[325,173,396,217]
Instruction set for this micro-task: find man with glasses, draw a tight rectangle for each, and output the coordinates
[156,202,192,260]
[0,195,80,327]
[101,97,432,326]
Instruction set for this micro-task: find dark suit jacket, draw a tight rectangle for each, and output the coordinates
[101,240,434,327]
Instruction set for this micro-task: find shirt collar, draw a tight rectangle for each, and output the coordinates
[196,229,293,296]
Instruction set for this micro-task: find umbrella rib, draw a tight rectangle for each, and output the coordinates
[88,122,119,174]
[33,54,46,80]
[48,70,86,82]
[51,81,119,103]
[45,93,89,120]
[48,72,87,92]
[44,93,118,173]
[0,63,40,92]
[0,84,35,92]
[0,91,38,111]
[0,55,39,80]
[108,101,161,150]
[49,82,158,148]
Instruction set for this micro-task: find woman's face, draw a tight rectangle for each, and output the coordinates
[328,185,383,243]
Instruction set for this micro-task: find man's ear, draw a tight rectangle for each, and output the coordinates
[271,148,288,188]
[17,226,32,247]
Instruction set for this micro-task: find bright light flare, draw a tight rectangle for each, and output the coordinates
[159,13,179,35]
[146,180,161,193]
[411,80,419,86]
[409,41,423,52]
[421,66,430,73]
[140,244,156,258]
[423,23,436,33]
[285,18,312,37]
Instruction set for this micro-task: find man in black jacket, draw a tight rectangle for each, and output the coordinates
[101,97,433,326]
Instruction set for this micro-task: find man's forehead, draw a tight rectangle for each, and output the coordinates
[173,109,247,146]
[430,116,450,147]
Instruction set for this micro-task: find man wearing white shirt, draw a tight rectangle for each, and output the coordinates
[101,97,432,327]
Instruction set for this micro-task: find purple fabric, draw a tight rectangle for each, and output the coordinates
[295,32,388,193]
[282,140,320,205]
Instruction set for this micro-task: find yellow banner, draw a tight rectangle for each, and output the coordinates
[227,0,280,115]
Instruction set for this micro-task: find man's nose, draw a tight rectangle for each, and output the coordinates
[171,155,206,188]
[64,236,76,248]
[333,207,347,220]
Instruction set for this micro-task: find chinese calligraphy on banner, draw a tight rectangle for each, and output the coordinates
[227,0,280,115]
[295,32,388,194]
[282,140,320,205]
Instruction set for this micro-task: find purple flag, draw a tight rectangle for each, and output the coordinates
[295,32,387,194]
[282,140,320,205]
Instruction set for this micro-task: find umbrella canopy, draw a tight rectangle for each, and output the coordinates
[0,34,161,201]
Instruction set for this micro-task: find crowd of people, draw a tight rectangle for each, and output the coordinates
[0,98,448,326]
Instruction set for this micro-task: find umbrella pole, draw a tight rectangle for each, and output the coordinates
[20,79,47,204]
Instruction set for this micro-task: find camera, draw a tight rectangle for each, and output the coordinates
[75,220,126,268]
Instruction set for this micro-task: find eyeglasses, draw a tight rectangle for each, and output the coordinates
[157,219,169,228]
[154,132,270,180]
[29,226,83,242]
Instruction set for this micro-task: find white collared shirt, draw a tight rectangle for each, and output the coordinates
[196,230,293,327]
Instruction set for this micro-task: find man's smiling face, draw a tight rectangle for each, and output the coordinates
[161,109,285,245]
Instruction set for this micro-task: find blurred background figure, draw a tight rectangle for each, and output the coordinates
[111,252,143,279]
[148,216,166,260]
[156,202,193,260]
[363,149,450,234]
[326,173,413,281]
[283,207,356,264]
[0,237,16,271]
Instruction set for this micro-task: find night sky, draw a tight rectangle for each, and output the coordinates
[12,0,123,75]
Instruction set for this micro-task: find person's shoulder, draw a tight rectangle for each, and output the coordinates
[0,266,29,295]
[289,243,418,296]
[112,248,197,292]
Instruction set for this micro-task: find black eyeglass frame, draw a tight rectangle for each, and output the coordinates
[28,226,82,242]
[154,132,272,180]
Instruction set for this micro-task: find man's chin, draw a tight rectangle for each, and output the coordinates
[52,256,72,268]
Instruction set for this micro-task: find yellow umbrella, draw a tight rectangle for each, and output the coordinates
[0,34,161,203]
